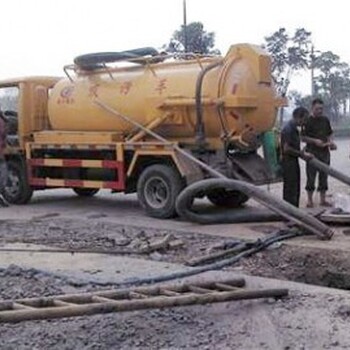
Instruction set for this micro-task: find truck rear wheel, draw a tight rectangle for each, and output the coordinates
[73,188,100,197]
[137,164,184,219]
[207,189,249,208]
[3,160,33,204]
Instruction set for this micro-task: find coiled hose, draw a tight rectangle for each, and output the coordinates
[176,156,350,238]
[176,178,333,240]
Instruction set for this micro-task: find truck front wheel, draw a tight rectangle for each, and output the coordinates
[137,164,184,219]
[3,160,33,204]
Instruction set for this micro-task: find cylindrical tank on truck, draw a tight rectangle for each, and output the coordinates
[48,44,277,151]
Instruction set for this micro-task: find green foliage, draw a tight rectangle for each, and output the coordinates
[165,22,220,55]
[267,27,350,123]
[313,52,350,122]
[263,28,312,95]
[288,90,313,109]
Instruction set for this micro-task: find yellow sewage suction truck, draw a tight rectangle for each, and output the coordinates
[0,44,281,218]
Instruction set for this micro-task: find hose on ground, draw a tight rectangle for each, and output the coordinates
[118,230,300,287]
[174,156,350,236]
[181,206,282,224]
[176,179,333,240]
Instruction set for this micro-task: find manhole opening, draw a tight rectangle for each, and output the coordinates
[241,245,350,291]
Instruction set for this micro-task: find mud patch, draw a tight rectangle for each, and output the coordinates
[342,229,350,236]
[241,245,350,290]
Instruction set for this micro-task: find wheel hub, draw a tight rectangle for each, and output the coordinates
[5,170,20,197]
[144,177,169,209]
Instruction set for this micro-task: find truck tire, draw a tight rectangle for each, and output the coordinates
[73,188,100,197]
[137,164,184,219]
[3,160,33,204]
[207,189,249,208]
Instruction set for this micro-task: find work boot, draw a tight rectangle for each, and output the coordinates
[0,196,9,207]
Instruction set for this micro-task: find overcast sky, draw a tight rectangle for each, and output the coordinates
[0,0,348,94]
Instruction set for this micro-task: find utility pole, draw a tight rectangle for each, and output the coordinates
[183,0,188,53]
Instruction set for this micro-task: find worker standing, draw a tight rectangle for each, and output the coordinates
[281,107,311,207]
[301,98,336,207]
[0,110,9,207]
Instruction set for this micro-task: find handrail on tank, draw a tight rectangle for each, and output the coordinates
[61,51,221,82]
[67,52,220,74]
[63,65,76,83]
[127,52,219,66]
[102,63,115,81]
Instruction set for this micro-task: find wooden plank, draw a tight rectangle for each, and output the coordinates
[128,292,149,300]
[215,283,238,291]
[12,303,35,311]
[159,289,180,297]
[53,300,76,307]
[188,286,214,294]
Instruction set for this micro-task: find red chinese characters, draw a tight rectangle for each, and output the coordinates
[88,84,100,98]
[155,78,167,95]
[231,83,238,94]
[57,86,75,105]
[120,81,133,95]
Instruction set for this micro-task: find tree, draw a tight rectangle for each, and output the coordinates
[313,51,350,122]
[263,28,312,96]
[288,90,313,109]
[165,22,220,55]
[263,28,313,126]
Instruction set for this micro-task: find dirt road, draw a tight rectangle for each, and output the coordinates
[0,138,350,349]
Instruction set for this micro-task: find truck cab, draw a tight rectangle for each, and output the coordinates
[1,77,59,203]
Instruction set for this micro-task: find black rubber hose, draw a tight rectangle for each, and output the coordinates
[181,205,281,224]
[74,47,159,70]
[118,230,300,287]
[176,179,333,240]
[304,157,350,187]
[195,61,223,147]
[172,156,349,232]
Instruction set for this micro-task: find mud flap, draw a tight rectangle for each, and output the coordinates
[228,152,277,185]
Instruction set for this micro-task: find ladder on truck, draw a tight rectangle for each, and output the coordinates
[0,278,288,323]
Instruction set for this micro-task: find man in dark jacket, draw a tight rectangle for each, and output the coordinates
[281,107,311,207]
[302,98,336,207]
[0,110,9,206]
